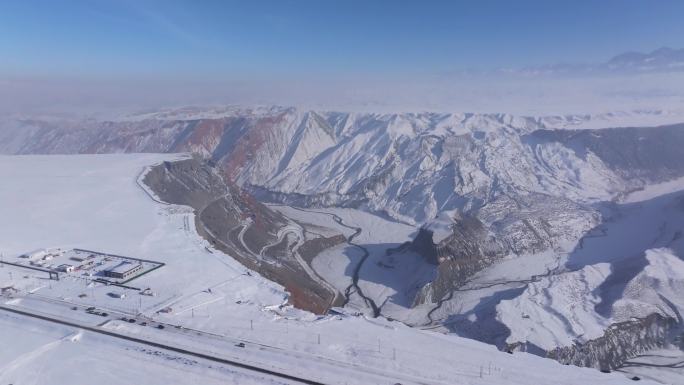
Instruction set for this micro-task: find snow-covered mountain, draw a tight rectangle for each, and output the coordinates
[3,108,683,224]
[2,106,684,377]
[606,47,684,73]
[512,47,684,75]
[3,153,647,385]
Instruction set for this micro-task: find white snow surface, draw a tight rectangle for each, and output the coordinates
[618,347,684,385]
[497,262,614,350]
[496,187,684,351]
[0,153,646,384]
[620,175,684,203]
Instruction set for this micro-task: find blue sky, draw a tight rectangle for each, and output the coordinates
[1,0,684,115]
[1,0,683,78]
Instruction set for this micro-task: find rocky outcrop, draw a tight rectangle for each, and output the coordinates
[412,214,508,306]
[512,313,679,371]
[408,228,439,265]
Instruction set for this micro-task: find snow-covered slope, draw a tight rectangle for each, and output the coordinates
[497,188,684,341]
[4,108,683,227]
[0,153,645,385]
[2,107,684,380]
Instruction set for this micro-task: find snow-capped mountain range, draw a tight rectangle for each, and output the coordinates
[2,106,684,377]
[3,107,683,225]
[510,47,684,76]
[606,47,684,72]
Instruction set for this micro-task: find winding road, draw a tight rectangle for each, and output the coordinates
[271,205,381,317]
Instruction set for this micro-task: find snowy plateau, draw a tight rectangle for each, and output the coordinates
[0,107,683,384]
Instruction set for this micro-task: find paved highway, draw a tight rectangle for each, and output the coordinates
[0,303,324,385]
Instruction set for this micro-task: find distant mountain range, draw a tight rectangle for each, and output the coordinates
[509,47,684,76]
[607,47,684,70]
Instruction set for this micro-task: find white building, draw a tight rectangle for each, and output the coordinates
[103,261,143,280]
[21,248,48,260]
[57,264,75,273]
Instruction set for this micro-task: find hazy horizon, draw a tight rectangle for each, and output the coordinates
[2,0,684,115]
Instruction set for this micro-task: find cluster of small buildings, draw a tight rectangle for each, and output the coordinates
[21,248,60,267]
[21,249,106,276]
[12,248,163,287]
[18,248,145,281]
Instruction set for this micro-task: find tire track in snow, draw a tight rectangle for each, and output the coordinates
[0,328,81,382]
